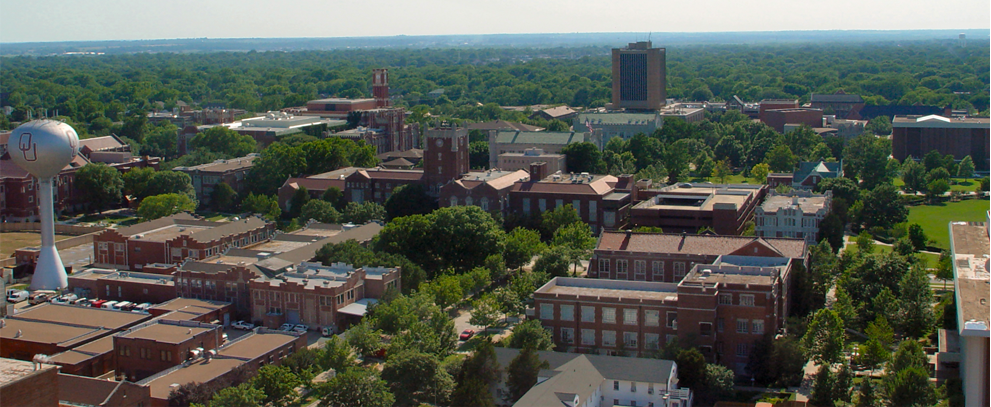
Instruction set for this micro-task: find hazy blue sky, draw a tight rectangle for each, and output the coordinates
[2,0,988,43]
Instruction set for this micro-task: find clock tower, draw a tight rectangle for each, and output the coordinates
[423,124,469,196]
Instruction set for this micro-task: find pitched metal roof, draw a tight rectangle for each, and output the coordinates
[494,131,587,145]
[810,93,864,104]
[596,231,807,260]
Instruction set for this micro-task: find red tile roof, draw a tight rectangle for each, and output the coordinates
[596,231,807,259]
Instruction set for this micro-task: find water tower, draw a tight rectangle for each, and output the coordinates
[10,120,79,291]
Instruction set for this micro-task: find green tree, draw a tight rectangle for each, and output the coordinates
[705,364,735,396]
[957,155,975,177]
[900,159,928,193]
[560,142,602,174]
[320,335,357,373]
[210,182,237,212]
[505,347,549,403]
[503,227,545,271]
[299,199,340,224]
[421,274,464,310]
[318,367,395,407]
[676,348,708,391]
[750,163,771,184]
[935,251,954,292]
[855,378,879,407]
[288,186,310,219]
[209,383,265,407]
[138,193,197,220]
[249,142,306,195]
[322,187,345,210]
[926,178,950,201]
[384,184,434,220]
[712,160,731,183]
[907,224,928,251]
[844,134,893,189]
[251,365,301,407]
[145,170,196,201]
[142,123,179,159]
[857,338,889,374]
[833,363,854,403]
[551,221,595,275]
[451,339,502,407]
[346,320,383,358]
[240,192,281,220]
[885,367,937,406]
[469,140,489,169]
[76,163,124,214]
[190,126,257,157]
[540,204,582,239]
[428,206,506,273]
[865,115,892,135]
[493,286,524,321]
[865,316,895,347]
[803,308,845,365]
[507,320,554,350]
[764,144,798,172]
[857,184,908,230]
[470,293,503,330]
[815,177,860,203]
[897,266,936,338]
[532,246,571,277]
[122,166,155,198]
[342,201,386,224]
[810,365,836,407]
[381,350,454,406]
[923,150,945,172]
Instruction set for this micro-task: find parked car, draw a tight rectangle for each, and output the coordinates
[6,289,29,303]
[51,293,78,305]
[232,321,256,330]
[279,323,294,331]
[459,329,476,341]
[132,303,151,313]
[292,325,308,334]
[90,299,108,308]
[28,291,57,305]
[112,301,133,311]
[73,298,92,307]
[320,326,337,337]
[101,301,119,309]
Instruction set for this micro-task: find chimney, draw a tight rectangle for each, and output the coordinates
[529,162,548,181]
[943,105,953,118]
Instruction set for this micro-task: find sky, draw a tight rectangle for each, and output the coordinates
[1,0,989,43]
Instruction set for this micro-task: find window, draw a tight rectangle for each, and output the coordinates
[602,308,616,324]
[99,242,108,250]
[737,319,749,333]
[465,196,473,206]
[623,309,637,325]
[560,305,574,321]
[581,306,595,322]
[700,322,713,336]
[161,350,172,362]
[588,201,597,222]
[736,343,748,357]
[613,381,619,390]
[602,331,616,346]
[538,199,547,211]
[718,293,732,305]
[674,262,686,280]
[634,260,646,278]
[522,198,530,213]
[645,310,660,326]
[666,312,678,329]
[648,383,654,395]
[598,259,610,273]
[572,200,581,214]
[540,304,554,320]
[115,243,125,252]
[561,328,574,344]
[624,332,638,347]
[753,319,765,335]
[119,346,130,357]
[717,318,725,332]
[616,260,628,275]
[652,261,664,280]
[449,196,458,207]
[645,333,660,349]
[631,381,637,392]
[581,329,596,345]
[740,294,755,307]
[480,198,489,211]
[555,199,563,208]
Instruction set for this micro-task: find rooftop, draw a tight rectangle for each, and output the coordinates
[455,169,530,191]
[761,191,831,214]
[49,336,115,366]
[810,93,865,104]
[309,98,376,104]
[536,277,679,301]
[595,231,807,260]
[575,112,659,126]
[512,173,617,196]
[150,298,230,314]
[682,259,788,286]
[118,320,219,344]
[949,221,990,337]
[1,358,58,386]
[173,154,257,173]
[892,115,990,128]
[70,268,174,287]
[0,319,110,348]
[494,130,587,146]
[9,303,149,330]
[635,183,763,211]
[466,120,544,132]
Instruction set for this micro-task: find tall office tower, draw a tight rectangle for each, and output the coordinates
[372,68,391,107]
[611,41,666,111]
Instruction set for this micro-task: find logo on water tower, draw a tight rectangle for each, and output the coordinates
[18,132,38,161]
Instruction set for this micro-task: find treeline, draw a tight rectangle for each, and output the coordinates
[2,41,988,132]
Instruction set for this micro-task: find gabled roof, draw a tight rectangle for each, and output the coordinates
[596,231,807,260]
[466,120,544,132]
[380,157,414,167]
[511,174,617,196]
[494,131,586,146]
[537,106,577,119]
[79,135,127,154]
[793,160,842,183]
[187,216,269,243]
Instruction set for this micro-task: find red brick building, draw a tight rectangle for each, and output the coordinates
[249,262,400,332]
[114,319,224,381]
[587,231,807,282]
[440,169,529,214]
[174,154,257,206]
[1,357,60,407]
[59,373,151,407]
[344,168,424,204]
[48,336,115,377]
[629,183,768,235]
[534,255,795,374]
[809,92,865,120]
[757,99,799,122]
[68,269,176,305]
[892,115,990,172]
[423,125,470,195]
[277,167,361,211]
[508,165,635,234]
[91,213,275,271]
[762,109,823,133]
[0,304,150,362]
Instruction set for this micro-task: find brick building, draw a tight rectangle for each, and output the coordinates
[147,298,234,325]
[91,213,275,271]
[948,221,990,406]
[1,357,60,407]
[174,154,257,206]
[277,167,360,211]
[508,165,633,234]
[439,169,529,214]
[659,103,706,123]
[611,41,666,111]
[762,109,823,133]
[139,330,305,407]
[892,115,990,172]
[534,255,794,374]
[423,125,470,195]
[0,304,150,362]
[809,92,865,120]
[755,190,832,244]
[587,231,808,282]
[249,262,400,332]
[629,183,768,235]
[114,319,224,381]
[48,336,115,377]
[757,99,799,122]
[58,374,151,407]
[344,168,424,204]
[68,268,176,305]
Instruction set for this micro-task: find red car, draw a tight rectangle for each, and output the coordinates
[459,329,475,341]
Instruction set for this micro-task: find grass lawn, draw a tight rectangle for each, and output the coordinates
[77,213,139,226]
[0,232,73,258]
[843,243,940,268]
[908,199,989,250]
[893,178,978,192]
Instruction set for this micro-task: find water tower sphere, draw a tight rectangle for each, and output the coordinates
[10,120,79,179]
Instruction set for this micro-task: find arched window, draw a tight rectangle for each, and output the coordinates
[465,196,474,206]
[480,197,489,211]
[449,196,458,207]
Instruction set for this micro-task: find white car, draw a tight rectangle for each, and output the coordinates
[6,290,29,303]
[292,324,308,334]
[232,321,256,330]
[51,294,78,305]
[279,323,294,332]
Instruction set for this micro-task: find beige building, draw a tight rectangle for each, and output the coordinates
[488,130,595,169]
[755,190,832,244]
[948,220,990,407]
[611,41,666,111]
[496,148,565,174]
